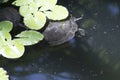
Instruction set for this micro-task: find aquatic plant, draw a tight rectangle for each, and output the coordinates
[0,21,43,59]
[0,0,69,59]
[12,0,69,30]
[0,68,9,80]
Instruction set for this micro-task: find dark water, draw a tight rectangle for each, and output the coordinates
[0,0,120,80]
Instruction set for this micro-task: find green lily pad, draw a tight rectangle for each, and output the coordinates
[14,30,44,46]
[0,21,13,32]
[39,0,57,11]
[0,31,11,44]
[0,21,25,59]
[20,2,39,17]
[44,5,69,20]
[29,2,39,12]
[24,12,46,30]
[1,40,25,59]
[0,32,11,50]
[12,0,33,6]
[19,5,31,17]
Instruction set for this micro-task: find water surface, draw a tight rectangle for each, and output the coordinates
[0,0,120,80]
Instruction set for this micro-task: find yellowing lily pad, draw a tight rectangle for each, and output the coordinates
[44,5,69,20]
[14,30,44,46]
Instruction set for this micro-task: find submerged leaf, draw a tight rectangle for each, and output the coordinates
[14,30,44,46]
[0,21,13,32]
[0,68,9,80]
[44,5,69,20]
[24,12,46,30]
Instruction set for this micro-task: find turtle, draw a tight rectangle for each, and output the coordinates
[43,16,85,46]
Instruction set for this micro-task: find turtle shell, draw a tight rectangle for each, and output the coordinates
[43,17,78,46]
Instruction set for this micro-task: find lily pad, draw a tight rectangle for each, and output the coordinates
[20,2,39,17]
[29,2,39,13]
[0,32,11,49]
[44,5,69,20]
[12,0,33,6]
[0,21,13,32]
[14,30,44,46]
[19,5,31,17]
[0,68,9,80]
[1,40,25,59]
[0,31,11,42]
[39,0,57,11]
[24,12,46,30]
[0,21,25,59]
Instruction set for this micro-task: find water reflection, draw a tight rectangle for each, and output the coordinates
[10,72,82,80]
[108,3,119,16]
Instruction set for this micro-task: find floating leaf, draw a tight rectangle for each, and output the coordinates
[13,0,69,30]
[19,5,31,17]
[29,2,39,12]
[0,32,11,50]
[44,5,69,20]
[0,21,13,32]
[0,68,9,80]
[0,31,11,44]
[0,31,11,51]
[24,12,46,30]
[39,0,57,11]
[0,21,25,59]
[1,40,25,59]
[12,0,33,6]
[14,30,44,46]
[20,2,39,17]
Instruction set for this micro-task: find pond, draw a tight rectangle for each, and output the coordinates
[0,0,120,80]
